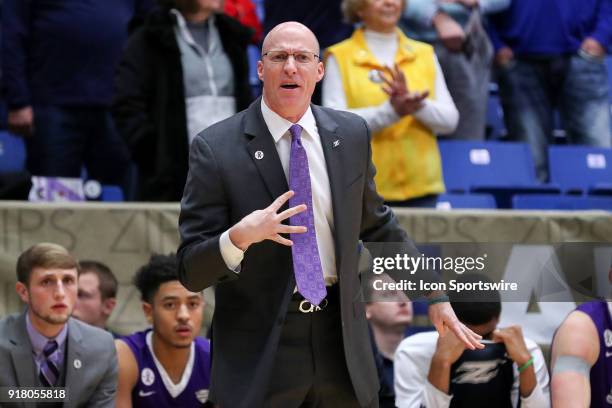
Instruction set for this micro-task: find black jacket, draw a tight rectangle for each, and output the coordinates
[113,9,253,201]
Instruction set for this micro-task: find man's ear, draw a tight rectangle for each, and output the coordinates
[15,281,29,304]
[102,297,117,317]
[142,302,153,325]
[257,60,264,81]
[316,60,325,83]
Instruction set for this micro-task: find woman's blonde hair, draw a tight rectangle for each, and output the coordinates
[341,0,367,24]
[341,0,406,24]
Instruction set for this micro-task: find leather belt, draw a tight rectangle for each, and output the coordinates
[288,284,338,314]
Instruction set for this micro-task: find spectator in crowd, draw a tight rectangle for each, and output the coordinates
[263,0,354,103]
[488,0,612,181]
[2,0,154,191]
[551,300,611,407]
[177,21,481,408]
[401,0,510,140]
[113,0,253,201]
[73,260,119,336]
[323,0,459,208]
[394,274,550,408]
[0,243,117,406]
[366,275,414,408]
[115,253,211,407]
[224,0,263,44]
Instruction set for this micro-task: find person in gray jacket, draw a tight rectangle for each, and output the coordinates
[0,243,117,407]
[401,0,510,140]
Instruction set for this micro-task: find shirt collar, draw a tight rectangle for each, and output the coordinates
[26,312,68,356]
[260,97,318,144]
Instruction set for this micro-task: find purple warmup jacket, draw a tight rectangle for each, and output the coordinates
[122,329,212,407]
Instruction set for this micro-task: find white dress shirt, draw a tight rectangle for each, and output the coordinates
[219,98,337,282]
[394,331,551,408]
[322,29,459,135]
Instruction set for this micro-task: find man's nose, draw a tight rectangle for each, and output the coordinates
[177,304,190,320]
[283,56,298,74]
[55,281,66,298]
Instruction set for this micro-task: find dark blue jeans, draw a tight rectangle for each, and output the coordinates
[27,106,130,188]
[496,52,611,181]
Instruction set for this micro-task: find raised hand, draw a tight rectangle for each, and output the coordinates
[229,190,308,251]
[429,302,483,350]
[379,64,429,116]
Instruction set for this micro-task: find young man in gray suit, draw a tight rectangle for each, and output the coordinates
[0,243,118,407]
[178,22,482,408]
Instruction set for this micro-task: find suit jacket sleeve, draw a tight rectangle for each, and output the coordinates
[86,335,118,408]
[177,133,239,292]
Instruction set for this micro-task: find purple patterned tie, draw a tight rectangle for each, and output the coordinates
[288,124,327,305]
[39,340,59,387]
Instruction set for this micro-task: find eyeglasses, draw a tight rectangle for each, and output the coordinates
[262,50,320,64]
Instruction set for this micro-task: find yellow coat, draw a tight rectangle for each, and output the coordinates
[326,28,445,201]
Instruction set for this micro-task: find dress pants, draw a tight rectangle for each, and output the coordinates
[264,285,366,408]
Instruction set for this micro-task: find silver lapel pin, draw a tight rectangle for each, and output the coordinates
[73,359,82,369]
[333,140,341,148]
[255,151,264,160]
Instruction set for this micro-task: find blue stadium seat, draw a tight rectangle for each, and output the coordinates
[548,145,612,195]
[0,131,26,173]
[436,193,497,209]
[101,185,125,202]
[438,140,559,208]
[512,194,612,211]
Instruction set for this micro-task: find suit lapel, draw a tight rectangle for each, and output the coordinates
[9,313,37,387]
[311,105,346,273]
[244,98,289,202]
[64,319,83,408]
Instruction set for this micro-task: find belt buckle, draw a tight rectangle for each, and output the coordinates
[298,298,328,313]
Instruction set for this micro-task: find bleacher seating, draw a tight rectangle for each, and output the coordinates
[438,140,559,208]
[548,146,612,195]
[436,193,497,210]
[101,185,125,202]
[513,194,612,211]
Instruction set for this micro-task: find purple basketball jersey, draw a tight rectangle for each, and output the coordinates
[121,329,212,407]
[576,301,612,407]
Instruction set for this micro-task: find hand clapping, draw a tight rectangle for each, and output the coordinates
[379,64,429,117]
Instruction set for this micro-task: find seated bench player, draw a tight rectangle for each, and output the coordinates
[115,254,212,407]
[394,274,550,408]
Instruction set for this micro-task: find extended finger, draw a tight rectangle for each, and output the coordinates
[394,64,408,87]
[378,70,395,88]
[270,190,295,212]
[277,204,307,220]
[277,224,307,234]
[450,321,479,350]
[270,234,294,246]
[461,324,484,349]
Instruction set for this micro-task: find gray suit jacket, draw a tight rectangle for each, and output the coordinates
[178,98,419,408]
[0,313,118,408]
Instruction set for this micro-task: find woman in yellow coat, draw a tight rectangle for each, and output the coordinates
[323,0,458,207]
